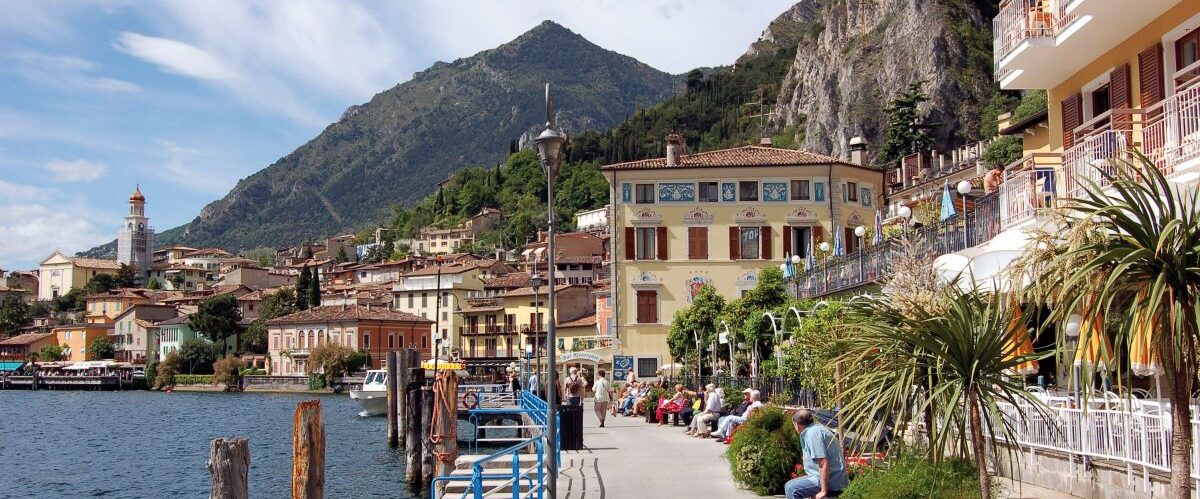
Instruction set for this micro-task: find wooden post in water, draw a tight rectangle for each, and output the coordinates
[395,349,412,447]
[292,399,325,499]
[420,386,435,485]
[386,351,398,447]
[432,372,459,484]
[207,437,250,499]
[404,382,423,485]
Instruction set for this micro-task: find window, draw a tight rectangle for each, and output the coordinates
[636,290,658,323]
[422,336,428,348]
[846,182,858,202]
[814,182,826,202]
[738,181,758,201]
[687,227,709,260]
[635,227,657,260]
[636,357,659,378]
[861,187,873,207]
[790,180,810,201]
[421,292,428,308]
[845,227,858,254]
[740,227,761,260]
[635,183,655,204]
[388,334,395,349]
[363,334,370,349]
[1178,29,1200,71]
[408,293,414,308]
[1090,84,1111,116]
[698,182,719,202]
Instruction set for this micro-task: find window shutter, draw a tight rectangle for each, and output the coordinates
[698,227,709,259]
[1109,63,1131,110]
[688,227,708,260]
[1061,93,1083,149]
[729,226,740,260]
[656,227,668,260]
[624,227,636,260]
[782,225,792,256]
[1138,42,1164,108]
[813,225,824,247]
[760,225,773,260]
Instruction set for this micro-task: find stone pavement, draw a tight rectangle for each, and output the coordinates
[556,400,758,498]
[554,401,1083,499]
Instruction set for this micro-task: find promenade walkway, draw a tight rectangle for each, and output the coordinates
[556,400,757,498]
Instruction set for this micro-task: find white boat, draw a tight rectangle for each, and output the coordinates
[349,369,388,417]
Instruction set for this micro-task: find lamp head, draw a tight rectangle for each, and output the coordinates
[791,254,801,264]
[1065,313,1083,338]
[855,225,866,238]
[779,263,788,272]
[534,127,566,175]
[819,241,830,253]
[956,180,973,195]
[530,273,544,290]
[898,205,912,219]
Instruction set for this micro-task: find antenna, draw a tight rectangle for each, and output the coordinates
[743,87,776,140]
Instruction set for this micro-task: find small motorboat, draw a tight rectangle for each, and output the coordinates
[349,369,388,417]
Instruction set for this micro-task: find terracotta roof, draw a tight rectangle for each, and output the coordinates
[404,264,478,277]
[237,290,265,301]
[557,314,597,328]
[133,319,160,329]
[459,305,506,314]
[600,145,858,171]
[86,288,151,300]
[266,305,432,325]
[482,272,531,289]
[69,257,123,270]
[0,332,55,346]
[158,316,191,326]
[183,248,233,257]
[554,256,603,265]
[501,284,576,298]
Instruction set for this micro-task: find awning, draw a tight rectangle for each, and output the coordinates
[0,361,25,372]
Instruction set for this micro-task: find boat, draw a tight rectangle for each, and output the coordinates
[350,369,388,417]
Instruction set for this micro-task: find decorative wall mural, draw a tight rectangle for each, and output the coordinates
[847,212,865,226]
[721,182,737,202]
[762,182,788,202]
[814,182,826,202]
[735,271,758,291]
[631,208,663,225]
[786,207,817,224]
[621,183,632,204]
[681,207,714,225]
[658,182,696,202]
[685,275,712,303]
[734,207,767,224]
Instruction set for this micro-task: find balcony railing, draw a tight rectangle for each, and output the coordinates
[458,324,516,336]
[1000,161,1058,229]
[1143,83,1200,176]
[793,193,1001,298]
[993,0,1076,75]
[1063,130,1133,198]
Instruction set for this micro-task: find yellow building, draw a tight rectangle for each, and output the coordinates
[993,0,1200,225]
[54,323,115,362]
[392,263,493,356]
[37,252,123,301]
[602,138,884,373]
[85,289,152,324]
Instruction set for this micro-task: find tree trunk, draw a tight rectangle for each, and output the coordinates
[207,438,250,499]
[292,400,325,499]
[1167,365,1195,499]
[967,389,992,499]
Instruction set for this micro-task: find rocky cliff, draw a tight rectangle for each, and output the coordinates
[762,0,996,163]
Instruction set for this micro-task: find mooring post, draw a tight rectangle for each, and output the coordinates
[404,383,423,485]
[432,372,459,483]
[396,349,412,447]
[207,437,250,499]
[420,386,435,485]
[386,351,398,447]
[292,399,325,499]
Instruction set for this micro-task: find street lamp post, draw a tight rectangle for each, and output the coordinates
[956,180,973,247]
[720,321,735,380]
[531,272,544,396]
[790,254,802,297]
[818,241,831,292]
[898,205,912,239]
[524,343,534,389]
[854,225,866,282]
[533,83,566,495]
[433,254,445,377]
[691,330,702,384]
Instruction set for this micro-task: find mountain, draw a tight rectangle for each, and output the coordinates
[766,0,998,161]
[170,21,674,251]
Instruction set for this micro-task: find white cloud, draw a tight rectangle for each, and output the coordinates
[0,180,116,270]
[114,32,239,83]
[44,158,109,182]
[8,51,141,94]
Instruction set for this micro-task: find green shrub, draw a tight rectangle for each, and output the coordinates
[1011,89,1047,122]
[841,453,980,499]
[642,387,667,414]
[144,361,158,389]
[174,374,213,385]
[983,135,1022,168]
[725,407,802,495]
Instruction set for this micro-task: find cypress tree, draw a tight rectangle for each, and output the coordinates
[308,269,322,307]
[295,266,311,310]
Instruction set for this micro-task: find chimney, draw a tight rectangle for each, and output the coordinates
[665,132,684,166]
[759,136,773,146]
[848,136,868,166]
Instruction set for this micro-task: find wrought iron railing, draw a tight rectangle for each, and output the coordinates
[792,192,1002,299]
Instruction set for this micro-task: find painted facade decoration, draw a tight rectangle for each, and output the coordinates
[681,207,714,225]
[721,183,737,202]
[631,208,663,226]
[762,182,788,202]
[658,183,696,202]
[814,182,826,202]
[786,207,818,224]
[621,183,632,204]
[685,275,712,303]
[734,207,767,224]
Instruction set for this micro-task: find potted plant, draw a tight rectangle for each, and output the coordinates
[643,386,666,423]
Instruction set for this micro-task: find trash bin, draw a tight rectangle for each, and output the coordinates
[558,404,584,450]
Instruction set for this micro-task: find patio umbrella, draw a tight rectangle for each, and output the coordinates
[1004,304,1039,376]
[1073,307,1113,371]
[940,182,957,221]
[1129,292,1163,377]
[807,245,816,272]
[873,209,884,246]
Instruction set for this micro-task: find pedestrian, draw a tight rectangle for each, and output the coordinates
[784,408,849,499]
[528,371,540,398]
[984,163,1005,194]
[592,369,612,427]
[712,389,762,440]
[509,371,521,393]
[686,384,722,437]
[564,366,587,406]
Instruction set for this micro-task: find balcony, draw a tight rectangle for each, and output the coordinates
[994,0,1178,89]
[458,324,516,336]
[1063,129,1133,198]
[1143,82,1200,175]
[999,154,1061,229]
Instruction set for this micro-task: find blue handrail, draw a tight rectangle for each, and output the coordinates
[432,390,554,499]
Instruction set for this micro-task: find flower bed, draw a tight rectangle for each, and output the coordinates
[725,406,802,495]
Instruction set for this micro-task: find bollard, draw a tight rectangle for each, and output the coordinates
[292,400,325,499]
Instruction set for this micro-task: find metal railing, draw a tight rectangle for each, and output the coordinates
[995,397,1200,486]
[1000,167,1057,229]
[793,192,1001,298]
[434,390,555,499]
[993,0,1076,76]
[1062,130,1132,199]
[1143,83,1200,176]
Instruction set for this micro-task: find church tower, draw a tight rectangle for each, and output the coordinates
[117,185,155,275]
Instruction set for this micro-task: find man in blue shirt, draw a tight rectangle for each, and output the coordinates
[784,408,849,498]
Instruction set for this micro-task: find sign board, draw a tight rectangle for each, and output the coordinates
[612,355,634,382]
[719,332,729,344]
[559,351,602,363]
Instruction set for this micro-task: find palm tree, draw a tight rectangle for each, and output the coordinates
[839,281,1046,498]
[1012,155,1199,498]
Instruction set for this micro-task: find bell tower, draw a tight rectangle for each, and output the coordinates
[117,185,155,276]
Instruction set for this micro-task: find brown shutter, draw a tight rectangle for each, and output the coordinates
[688,227,708,260]
[624,227,636,260]
[760,225,773,260]
[813,225,824,247]
[656,227,668,261]
[1109,64,1131,110]
[698,227,708,260]
[1061,93,1083,149]
[782,225,792,256]
[1139,42,1164,108]
[729,226,740,260]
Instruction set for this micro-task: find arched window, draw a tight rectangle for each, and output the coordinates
[318,330,325,346]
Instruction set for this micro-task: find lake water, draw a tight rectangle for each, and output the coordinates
[0,391,427,499]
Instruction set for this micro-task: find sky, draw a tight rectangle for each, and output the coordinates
[0,0,797,271]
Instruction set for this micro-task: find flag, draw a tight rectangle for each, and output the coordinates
[782,252,794,279]
[873,209,884,246]
[834,225,844,256]
[807,244,816,272]
[940,182,957,221]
